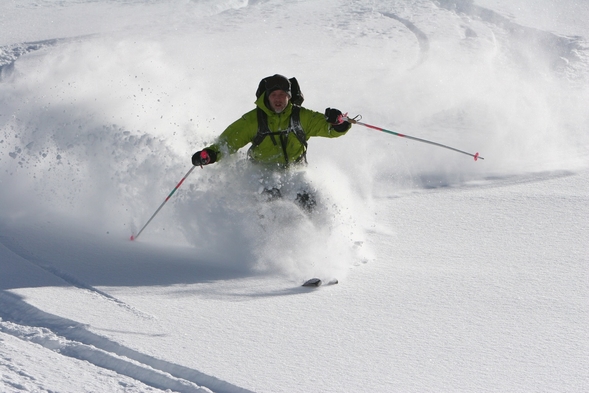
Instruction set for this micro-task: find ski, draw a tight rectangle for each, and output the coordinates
[302,278,339,287]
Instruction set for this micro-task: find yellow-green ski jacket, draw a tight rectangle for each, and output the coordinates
[205,93,350,166]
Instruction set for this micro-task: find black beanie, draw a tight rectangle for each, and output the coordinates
[264,74,291,97]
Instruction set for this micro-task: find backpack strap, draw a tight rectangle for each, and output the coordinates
[289,106,308,164]
[252,107,278,147]
[249,106,307,165]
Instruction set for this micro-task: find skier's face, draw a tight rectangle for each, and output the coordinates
[268,90,289,113]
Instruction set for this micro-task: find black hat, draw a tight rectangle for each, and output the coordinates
[257,74,292,97]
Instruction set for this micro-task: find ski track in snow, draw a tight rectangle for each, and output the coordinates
[0,232,255,392]
[0,231,252,392]
[381,12,430,68]
[0,291,253,393]
[0,234,156,321]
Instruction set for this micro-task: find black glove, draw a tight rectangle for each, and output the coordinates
[191,148,217,167]
[324,108,344,124]
[325,108,351,132]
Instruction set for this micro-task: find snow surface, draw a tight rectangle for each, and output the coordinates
[1,0,588,392]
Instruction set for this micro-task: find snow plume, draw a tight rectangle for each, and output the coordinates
[0,15,376,281]
[321,1,589,192]
[0,36,202,233]
[173,160,372,283]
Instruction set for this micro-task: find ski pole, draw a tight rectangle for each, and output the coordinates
[345,117,484,161]
[130,165,197,241]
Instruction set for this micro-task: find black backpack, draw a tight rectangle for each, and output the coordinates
[250,76,307,165]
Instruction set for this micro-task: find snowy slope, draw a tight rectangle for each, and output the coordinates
[1,0,588,392]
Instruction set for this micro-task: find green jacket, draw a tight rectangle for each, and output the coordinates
[206,93,350,166]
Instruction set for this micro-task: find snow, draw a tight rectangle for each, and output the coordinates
[1,0,588,392]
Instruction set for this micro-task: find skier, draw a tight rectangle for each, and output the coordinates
[191,74,351,210]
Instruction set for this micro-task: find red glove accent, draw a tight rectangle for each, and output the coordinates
[199,150,210,166]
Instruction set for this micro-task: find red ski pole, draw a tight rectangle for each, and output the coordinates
[130,165,197,241]
[345,117,484,161]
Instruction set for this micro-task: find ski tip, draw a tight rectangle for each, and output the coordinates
[302,278,339,287]
[302,278,322,287]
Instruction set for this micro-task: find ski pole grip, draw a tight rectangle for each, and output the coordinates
[343,114,361,124]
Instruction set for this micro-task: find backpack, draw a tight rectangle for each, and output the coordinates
[250,76,307,165]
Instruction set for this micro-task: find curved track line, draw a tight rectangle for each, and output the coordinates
[0,292,254,393]
[381,12,430,68]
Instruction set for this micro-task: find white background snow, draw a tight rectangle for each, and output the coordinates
[1,0,588,392]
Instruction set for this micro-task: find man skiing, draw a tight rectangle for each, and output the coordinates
[191,74,351,167]
[191,74,351,210]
